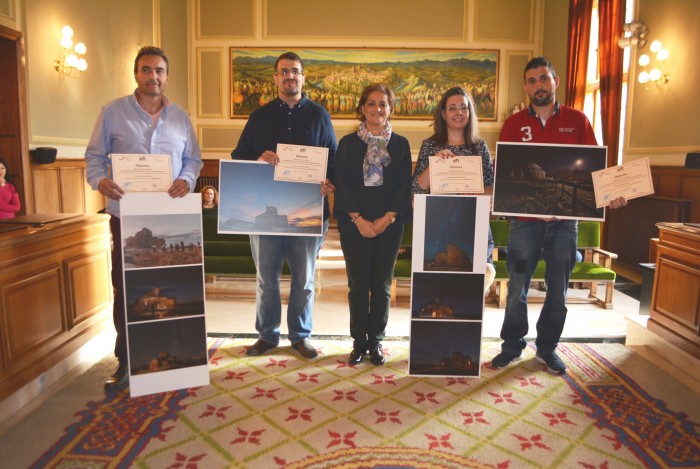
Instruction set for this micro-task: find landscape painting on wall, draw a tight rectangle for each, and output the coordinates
[230,48,499,120]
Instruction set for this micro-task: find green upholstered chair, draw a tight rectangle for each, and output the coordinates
[390,222,413,304]
[490,220,618,309]
[202,208,289,277]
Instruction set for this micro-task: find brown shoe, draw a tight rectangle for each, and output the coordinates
[245,339,277,356]
[292,338,318,359]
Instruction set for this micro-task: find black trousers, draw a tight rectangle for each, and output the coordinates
[338,221,404,350]
[109,215,128,365]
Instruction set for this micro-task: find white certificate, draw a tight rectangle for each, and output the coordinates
[274,144,328,184]
[428,155,484,194]
[111,154,172,192]
[591,157,654,208]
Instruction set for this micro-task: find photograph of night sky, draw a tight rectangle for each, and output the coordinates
[409,320,482,377]
[411,272,484,320]
[423,196,477,272]
[493,143,606,220]
[127,316,208,376]
[125,265,205,323]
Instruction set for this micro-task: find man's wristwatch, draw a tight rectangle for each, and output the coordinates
[389,216,396,224]
[350,214,361,223]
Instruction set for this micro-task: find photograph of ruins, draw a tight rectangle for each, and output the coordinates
[121,214,203,269]
[125,265,205,322]
[127,316,208,376]
[493,142,607,220]
[409,320,482,377]
[218,160,323,236]
[411,272,485,320]
[422,196,477,272]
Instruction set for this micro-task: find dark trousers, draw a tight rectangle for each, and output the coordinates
[338,221,404,350]
[109,215,128,365]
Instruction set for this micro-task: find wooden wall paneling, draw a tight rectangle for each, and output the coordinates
[650,166,700,222]
[64,250,112,328]
[32,167,61,213]
[59,167,86,213]
[1,266,66,364]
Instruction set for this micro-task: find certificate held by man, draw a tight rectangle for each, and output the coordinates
[274,144,328,184]
[428,155,484,194]
[111,154,172,192]
[591,157,654,208]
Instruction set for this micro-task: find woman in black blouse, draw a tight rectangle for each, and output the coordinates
[334,84,412,365]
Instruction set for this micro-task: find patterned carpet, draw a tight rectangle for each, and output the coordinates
[29,339,699,468]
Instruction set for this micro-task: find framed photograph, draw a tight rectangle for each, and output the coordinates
[411,272,485,321]
[218,160,323,236]
[230,48,499,120]
[409,320,482,377]
[121,213,202,269]
[412,194,492,274]
[493,143,607,221]
[128,316,209,397]
[119,193,209,397]
[125,265,205,323]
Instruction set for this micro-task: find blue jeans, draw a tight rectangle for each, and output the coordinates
[249,219,328,345]
[500,219,578,355]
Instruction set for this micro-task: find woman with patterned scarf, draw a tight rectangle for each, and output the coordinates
[334,84,413,365]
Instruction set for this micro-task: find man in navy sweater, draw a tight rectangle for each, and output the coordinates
[231,52,337,359]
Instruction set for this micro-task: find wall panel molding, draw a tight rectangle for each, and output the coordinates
[197,48,224,117]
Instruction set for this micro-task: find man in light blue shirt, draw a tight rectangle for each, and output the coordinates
[86,46,202,391]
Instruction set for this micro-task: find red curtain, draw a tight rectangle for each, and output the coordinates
[565,0,593,110]
[598,0,625,168]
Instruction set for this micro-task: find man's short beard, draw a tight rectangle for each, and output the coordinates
[531,91,554,107]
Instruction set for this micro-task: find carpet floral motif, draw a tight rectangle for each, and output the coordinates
[32,339,700,468]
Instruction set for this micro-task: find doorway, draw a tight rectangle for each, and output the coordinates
[0,24,30,216]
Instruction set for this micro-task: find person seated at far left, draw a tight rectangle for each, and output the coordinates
[0,157,21,219]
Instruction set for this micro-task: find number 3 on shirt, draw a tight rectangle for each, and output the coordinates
[519,126,533,142]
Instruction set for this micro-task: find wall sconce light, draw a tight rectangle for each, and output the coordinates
[618,21,670,90]
[637,40,670,89]
[618,21,648,49]
[54,25,87,77]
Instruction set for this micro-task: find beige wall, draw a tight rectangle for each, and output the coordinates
[193,0,544,158]
[625,0,700,165]
[11,0,699,165]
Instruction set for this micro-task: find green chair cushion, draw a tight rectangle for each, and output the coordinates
[204,240,252,257]
[393,258,412,278]
[493,260,615,281]
[204,256,257,276]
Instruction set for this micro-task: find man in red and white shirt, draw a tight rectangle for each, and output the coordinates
[491,57,626,374]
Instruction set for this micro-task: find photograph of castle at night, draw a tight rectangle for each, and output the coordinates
[218,160,323,236]
[423,196,478,272]
[409,320,482,377]
[121,214,202,269]
[125,265,205,322]
[127,316,208,376]
[411,272,484,320]
[493,143,606,220]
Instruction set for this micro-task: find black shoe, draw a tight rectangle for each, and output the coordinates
[104,363,129,391]
[292,338,318,359]
[369,344,385,365]
[348,348,364,365]
[245,339,278,357]
[490,350,522,369]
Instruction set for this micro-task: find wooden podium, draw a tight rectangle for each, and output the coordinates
[648,223,700,359]
[0,214,112,400]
